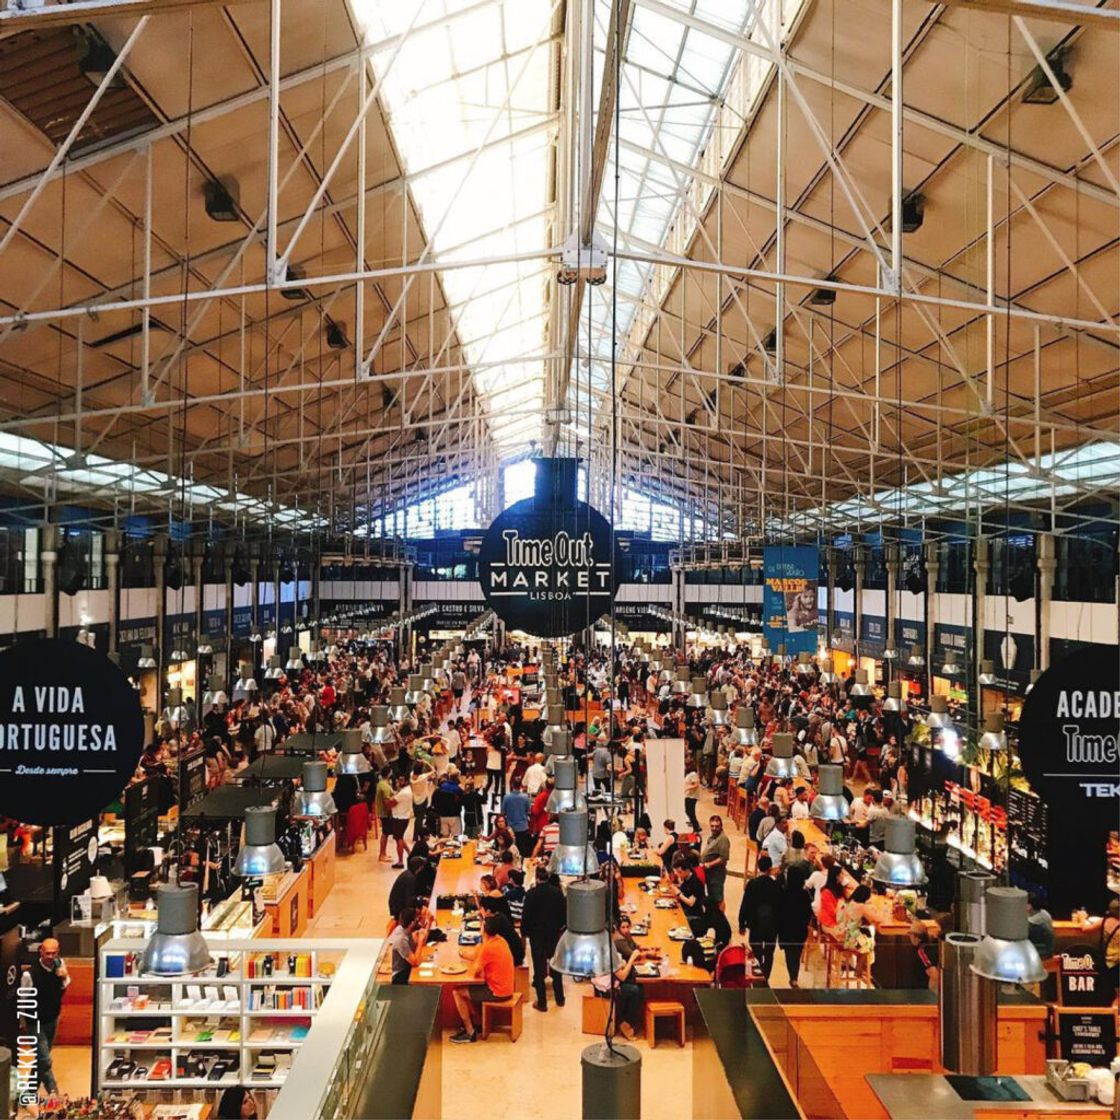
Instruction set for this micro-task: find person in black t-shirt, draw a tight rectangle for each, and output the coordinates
[21,938,70,1097]
[669,858,708,934]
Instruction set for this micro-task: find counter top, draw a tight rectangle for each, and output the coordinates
[868,1074,1109,1118]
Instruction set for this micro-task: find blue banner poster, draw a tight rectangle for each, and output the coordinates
[763,546,820,655]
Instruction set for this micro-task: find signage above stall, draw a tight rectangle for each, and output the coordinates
[478,458,619,639]
[1017,646,1119,828]
[0,639,145,826]
[762,545,819,655]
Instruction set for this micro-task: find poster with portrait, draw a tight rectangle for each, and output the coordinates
[763,546,819,655]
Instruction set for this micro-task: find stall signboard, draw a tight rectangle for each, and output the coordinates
[860,614,888,655]
[415,601,486,630]
[179,748,208,814]
[933,622,972,671]
[831,611,855,650]
[124,776,161,876]
[232,606,253,636]
[615,603,673,632]
[52,816,98,901]
[0,639,145,826]
[762,546,819,655]
[1017,646,1119,828]
[478,459,619,639]
[1058,945,1104,1007]
[895,618,926,653]
[118,619,157,674]
[1057,1009,1117,1064]
[166,614,193,654]
[203,610,226,639]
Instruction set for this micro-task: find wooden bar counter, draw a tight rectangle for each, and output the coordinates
[307,831,336,918]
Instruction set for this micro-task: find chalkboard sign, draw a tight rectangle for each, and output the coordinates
[179,748,207,814]
[1058,945,1105,1007]
[52,817,98,902]
[124,777,160,876]
[1057,1009,1117,1065]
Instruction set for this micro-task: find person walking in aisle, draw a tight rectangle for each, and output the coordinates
[520,866,566,1011]
[501,777,533,857]
[739,855,783,982]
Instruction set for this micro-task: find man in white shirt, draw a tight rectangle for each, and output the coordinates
[762,817,789,865]
[389,779,414,868]
[849,789,873,826]
[253,719,275,755]
[790,788,811,819]
[523,753,548,797]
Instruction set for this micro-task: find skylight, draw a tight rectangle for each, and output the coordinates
[351,0,558,456]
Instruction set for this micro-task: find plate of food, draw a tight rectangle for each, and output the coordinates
[439,963,468,975]
[667,926,693,941]
[654,898,676,909]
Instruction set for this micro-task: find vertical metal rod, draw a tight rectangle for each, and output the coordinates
[774,1,785,384]
[142,142,153,405]
[355,61,367,378]
[267,0,281,284]
[75,320,83,453]
[890,0,903,290]
[986,152,995,410]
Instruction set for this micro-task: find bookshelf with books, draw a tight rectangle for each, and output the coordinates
[96,939,343,1094]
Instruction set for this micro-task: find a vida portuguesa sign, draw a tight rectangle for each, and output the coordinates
[1016,646,1119,828]
[478,458,619,638]
[0,638,145,826]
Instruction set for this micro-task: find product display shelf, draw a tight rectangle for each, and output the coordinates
[97,938,342,1094]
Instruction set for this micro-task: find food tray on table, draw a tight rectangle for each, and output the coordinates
[667,926,694,941]
[654,898,676,909]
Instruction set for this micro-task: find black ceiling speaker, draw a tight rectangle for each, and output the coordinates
[231,546,251,587]
[57,532,88,597]
[203,178,240,223]
[904,555,927,595]
[762,328,778,353]
[164,545,184,591]
[381,385,397,410]
[282,263,308,301]
[1009,564,1035,602]
[325,319,350,350]
[278,551,295,583]
[836,564,855,593]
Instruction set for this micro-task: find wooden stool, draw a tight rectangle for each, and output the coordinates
[826,941,873,989]
[582,994,611,1035]
[481,993,523,1041]
[644,1000,686,1048]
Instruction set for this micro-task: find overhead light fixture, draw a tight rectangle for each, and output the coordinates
[285,646,304,673]
[546,756,587,814]
[882,681,907,713]
[686,676,708,709]
[871,818,928,887]
[232,661,258,700]
[294,761,337,818]
[1024,668,1042,695]
[924,694,953,730]
[202,674,228,715]
[979,712,1006,754]
[671,669,690,695]
[264,656,284,681]
[168,643,191,664]
[707,691,731,726]
[549,878,618,977]
[161,687,187,730]
[971,887,1046,984]
[900,193,924,234]
[196,640,213,656]
[404,674,425,705]
[203,178,240,223]
[849,669,872,702]
[281,263,309,301]
[810,763,848,821]
[906,645,926,668]
[731,707,757,747]
[765,732,798,779]
[386,687,410,722]
[233,806,286,878]
[818,657,838,685]
[978,660,997,686]
[940,652,962,677]
[141,882,211,976]
[548,809,597,878]
[337,728,371,775]
[1021,48,1072,105]
[367,707,396,745]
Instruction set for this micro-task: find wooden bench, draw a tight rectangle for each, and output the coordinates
[582,993,612,1035]
[481,993,523,1041]
[645,1000,686,1048]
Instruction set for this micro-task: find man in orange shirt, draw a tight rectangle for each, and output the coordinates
[450,915,516,1043]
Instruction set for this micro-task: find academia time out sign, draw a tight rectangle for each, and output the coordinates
[1017,646,1119,828]
[0,639,145,826]
[478,498,619,638]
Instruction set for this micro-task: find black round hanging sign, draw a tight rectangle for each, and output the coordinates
[1016,646,1119,829]
[0,639,145,826]
[478,497,620,638]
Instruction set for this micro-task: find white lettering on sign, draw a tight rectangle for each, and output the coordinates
[501,529,596,568]
[1055,690,1120,719]
[1062,724,1118,765]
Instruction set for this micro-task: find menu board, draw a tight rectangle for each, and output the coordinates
[179,748,207,814]
[1057,1009,1117,1065]
[124,777,160,875]
[1007,787,1049,899]
[52,816,98,902]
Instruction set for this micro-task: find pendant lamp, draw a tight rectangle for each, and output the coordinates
[387,687,410,722]
[285,646,304,673]
[404,674,425,705]
[810,763,848,821]
[970,887,1047,984]
[546,756,587,814]
[337,728,371,775]
[233,806,286,877]
[550,879,619,978]
[141,882,211,976]
[979,712,1006,754]
[293,761,337,818]
[924,694,953,730]
[201,674,228,716]
[730,707,757,747]
[818,657,838,685]
[707,691,731,726]
[367,706,396,745]
[671,669,690,695]
[882,680,907,713]
[906,645,925,668]
[870,817,928,887]
[137,644,157,669]
[764,732,798,779]
[548,809,597,878]
[232,660,258,700]
[686,676,708,708]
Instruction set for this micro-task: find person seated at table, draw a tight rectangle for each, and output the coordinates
[451,915,517,1044]
[629,827,651,859]
[409,829,438,899]
[475,874,511,920]
[502,867,526,924]
[388,906,432,985]
[478,892,524,964]
[591,915,651,1042]
[492,830,522,869]
[835,884,875,960]
[494,849,517,889]
[669,854,708,935]
[657,820,678,873]
[483,813,516,849]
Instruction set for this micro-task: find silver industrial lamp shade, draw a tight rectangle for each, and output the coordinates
[337,728,372,775]
[418,663,436,692]
[686,676,708,708]
[294,761,337,818]
[796,651,816,676]
[871,817,928,887]
[1024,668,1041,695]
[730,707,757,747]
[849,669,871,698]
[707,691,730,726]
[671,669,690,695]
[285,645,304,672]
[161,686,187,730]
[550,879,619,978]
[765,732,798,779]
[367,707,396,745]
[971,887,1047,984]
[202,674,228,714]
[137,643,157,669]
[232,660,258,700]
[545,727,572,759]
[810,763,848,821]
[881,644,898,661]
[940,652,961,677]
[169,643,191,663]
[546,756,587,813]
[264,655,284,681]
[818,657,838,685]
[924,694,953,729]
[233,806,287,878]
[404,674,425,705]
[978,660,997,686]
[882,680,907,713]
[979,712,1006,753]
[197,639,213,656]
[906,644,926,668]
[549,809,597,878]
[141,882,211,976]
[387,687,410,721]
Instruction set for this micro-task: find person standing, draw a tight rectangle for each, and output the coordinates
[590,739,613,794]
[683,766,701,832]
[779,851,814,988]
[21,937,69,1100]
[388,775,413,868]
[521,866,566,1011]
[739,856,782,982]
[701,815,731,912]
[501,778,532,857]
[374,767,395,863]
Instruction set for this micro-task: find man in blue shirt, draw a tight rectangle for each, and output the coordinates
[501,778,532,857]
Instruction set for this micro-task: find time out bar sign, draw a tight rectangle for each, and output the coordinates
[478,457,620,638]
[0,638,145,826]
